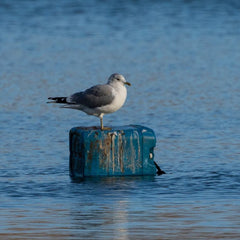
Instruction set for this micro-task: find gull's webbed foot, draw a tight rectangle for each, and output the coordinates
[100,126,112,131]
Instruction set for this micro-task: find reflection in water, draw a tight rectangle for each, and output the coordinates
[1,0,240,239]
[2,194,239,239]
[70,199,130,239]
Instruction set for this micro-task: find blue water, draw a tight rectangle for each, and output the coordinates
[1,0,240,239]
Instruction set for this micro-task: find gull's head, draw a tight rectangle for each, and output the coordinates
[108,73,131,87]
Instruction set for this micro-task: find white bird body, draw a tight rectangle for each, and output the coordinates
[48,73,131,130]
[99,80,128,114]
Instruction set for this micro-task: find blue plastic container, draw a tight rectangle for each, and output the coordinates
[69,125,156,178]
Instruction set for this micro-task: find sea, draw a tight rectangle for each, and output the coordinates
[0,0,240,239]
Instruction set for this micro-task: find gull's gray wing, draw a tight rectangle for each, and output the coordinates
[68,84,114,108]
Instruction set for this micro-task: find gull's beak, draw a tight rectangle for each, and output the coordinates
[124,81,131,86]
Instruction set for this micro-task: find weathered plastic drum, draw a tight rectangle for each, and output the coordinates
[69,125,156,178]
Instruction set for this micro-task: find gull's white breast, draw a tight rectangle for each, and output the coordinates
[98,84,127,114]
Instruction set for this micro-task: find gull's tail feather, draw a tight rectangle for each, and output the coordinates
[47,97,67,104]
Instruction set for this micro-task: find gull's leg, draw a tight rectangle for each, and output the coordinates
[99,113,111,131]
[100,115,104,130]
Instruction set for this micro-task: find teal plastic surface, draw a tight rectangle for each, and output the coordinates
[69,125,156,178]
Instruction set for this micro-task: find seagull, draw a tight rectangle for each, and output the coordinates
[48,73,131,130]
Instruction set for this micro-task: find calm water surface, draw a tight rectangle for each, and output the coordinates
[0,0,240,239]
